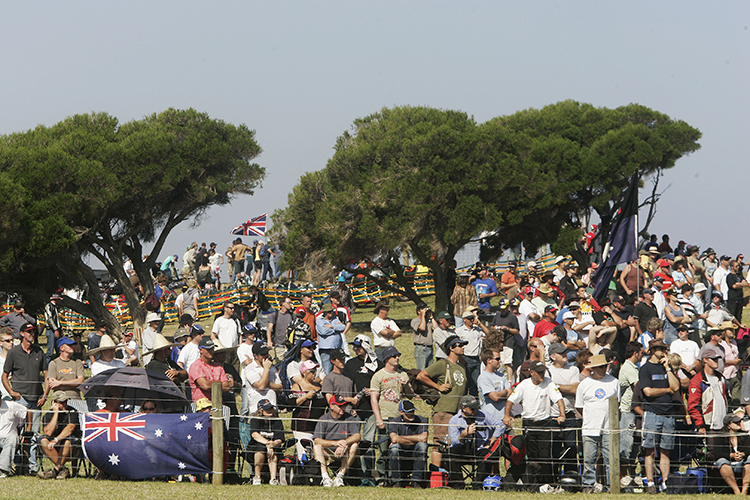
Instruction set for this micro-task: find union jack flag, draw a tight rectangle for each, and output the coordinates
[231,213,267,237]
[84,412,146,442]
[82,412,210,479]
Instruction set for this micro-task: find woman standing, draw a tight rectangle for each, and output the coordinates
[664,289,691,344]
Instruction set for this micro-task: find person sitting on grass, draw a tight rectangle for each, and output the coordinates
[37,391,80,480]
[713,413,750,495]
[313,394,361,487]
[249,398,285,485]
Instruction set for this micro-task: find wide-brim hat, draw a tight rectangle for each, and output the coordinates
[588,354,609,368]
[145,312,161,324]
[538,284,553,294]
[373,301,390,314]
[214,344,238,355]
[648,339,669,352]
[87,335,118,356]
[719,321,738,330]
[143,334,178,357]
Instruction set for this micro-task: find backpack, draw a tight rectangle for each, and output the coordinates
[143,292,160,311]
[260,244,267,257]
[500,433,527,466]
[406,368,441,406]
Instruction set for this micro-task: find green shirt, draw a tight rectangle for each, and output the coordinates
[425,358,467,414]
[619,358,639,413]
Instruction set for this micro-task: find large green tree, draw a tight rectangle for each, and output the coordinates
[0,108,264,334]
[273,102,700,312]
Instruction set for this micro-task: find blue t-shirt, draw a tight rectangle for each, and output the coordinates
[473,278,498,310]
[477,370,510,419]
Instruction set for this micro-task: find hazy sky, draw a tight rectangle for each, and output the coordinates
[2,2,748,268]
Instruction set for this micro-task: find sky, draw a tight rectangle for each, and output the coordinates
[1,1,748,270]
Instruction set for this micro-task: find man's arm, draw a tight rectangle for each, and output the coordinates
[2,371,19,400]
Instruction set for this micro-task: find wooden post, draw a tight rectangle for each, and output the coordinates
[212,381,224,485]
[609,395,620,494]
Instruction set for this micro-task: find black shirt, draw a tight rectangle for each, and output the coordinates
[43,408,81,439]
[3,344,47,400]
[633,302,658,332]
[491,312,519,349]
[727,272,744,301]
[344,356,382,419]
[639,360,674,415]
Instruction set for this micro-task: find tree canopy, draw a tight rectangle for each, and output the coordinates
[0,108,264,331]
[272,101,701,311]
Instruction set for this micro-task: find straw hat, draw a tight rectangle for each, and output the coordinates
[142,334,178,357]
[87,335,118,356]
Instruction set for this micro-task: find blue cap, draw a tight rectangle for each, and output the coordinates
[337,276,346,282]
[301,339,316,349]
[56,337,76,349]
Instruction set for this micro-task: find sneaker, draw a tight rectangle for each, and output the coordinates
[38,469,57,480]
[553,486,565,494]
[646,483,657,494]
[252,476,261,485]
[0,471,7,479]
[592,482,604,493]
[322,477,333,487]
[332,475,345,487]
[56,468,70,480]
[539,483,554,493]
[269,478,279,486]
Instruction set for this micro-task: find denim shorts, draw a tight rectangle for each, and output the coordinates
[715,457,749,474]
[642,411,675,451]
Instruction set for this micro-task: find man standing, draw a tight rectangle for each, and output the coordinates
[725,260,748,321]
[370,346,409,485]
[499,262,519,300]
[370,301,401,362]
[416,335,468,467]
[314,395,361,487]
[211,301,241,349]
[321,349,358,410]
[411,303,434,371]
[476,348,510,420]
[2,322,47,474]
[575,354,620,493]
[316,304,345,374]
[639,339,680,494]
[229,237,252,282]
[491,299,519,375]
[44,294,63,363]
[633,288,658,336]
[473,267,498,312]
[188,338,232,403]
[713,255,732,301]
[242,343,281,414]
[687,347,728,436]
[431,311,454,361]
[456,307,489,396]
[547,343,580,477]
[300,294,317,340]
[619,341,643,488]
[266,297,294,364]
[0,302,36,340]
[44,337,84,402]
[504,360,565,490]
[387,399,428,488]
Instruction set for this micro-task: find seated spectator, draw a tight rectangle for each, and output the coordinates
[37,391,80,479]
[387,399,428,488]
[249,398,285,486]
[145,334,188,384]
[313,394,361,487]
[117,331,139,366]
[286,339,322,385]
[713,413,750,495]
[140,399,159,413]
[449,395,504,489]
[96,388,124,413]
[0,397,26,478]
[290,360,326,459]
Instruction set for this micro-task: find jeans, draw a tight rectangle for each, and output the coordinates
[0,434,18,473]
[17,397,40,471]
[620,411,637,462]
[389,441,427,482]
[319,349,334,375]
[464,355,481,396]
[583,434,610,486]
[261,260,273,281]
[45,329,58,363]
[414,345,433,371]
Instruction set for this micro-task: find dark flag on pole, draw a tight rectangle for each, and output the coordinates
[592,172,640,301]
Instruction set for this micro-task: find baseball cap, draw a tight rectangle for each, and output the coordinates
[337,276,346,282]
[548,343,567,355]
[252,343,270,356]
[460,395,480,410]
[563,311,576,321]
[50,390,70,402]
[498,298,510,309]
[529,360,547,373]
[301,339,317,349]
[724,413,743,426]
[443,335,468,351]
[436,311,452,321]
[544,305,558,314]
[257,398,275,411]
[299,360,319,374]
[702,347,721,359]
[399,399,416,413]
[198,338,216,350]
[56,337,76,349]
[328,394,347,407]
[329,348,347,361]
[294,306,306,315]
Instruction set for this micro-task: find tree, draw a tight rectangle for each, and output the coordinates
[273,102,700,312]
[0,109,264,334]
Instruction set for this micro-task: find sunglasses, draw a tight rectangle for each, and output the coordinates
[493,357,503,361]
[142,406,157,411]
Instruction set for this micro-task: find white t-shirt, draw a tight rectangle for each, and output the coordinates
[714,266,730,300]
[575,374,620,436]
[370,316,399,347]
[507,378,563,421]
[670,338,700,367]
[212,316,240,348]
[142,327,157,366]
[237,343,254,367]
[547,363,580,416]
[0,356,10,399]
[706,374,727,430]
[0,400,26,439]
[177,342,201,373]
[518,300,539,337]
[117,339,139,364]
[91,358,126,376]
[241,361,280,414]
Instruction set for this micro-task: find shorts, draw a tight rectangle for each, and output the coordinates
[715,457,750,474]
[500,346,513,366]
[641,411,675,451]
[432,412,454,444]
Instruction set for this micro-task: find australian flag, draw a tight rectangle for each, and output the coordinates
[82,412,211,479]
[231,213,267,237]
